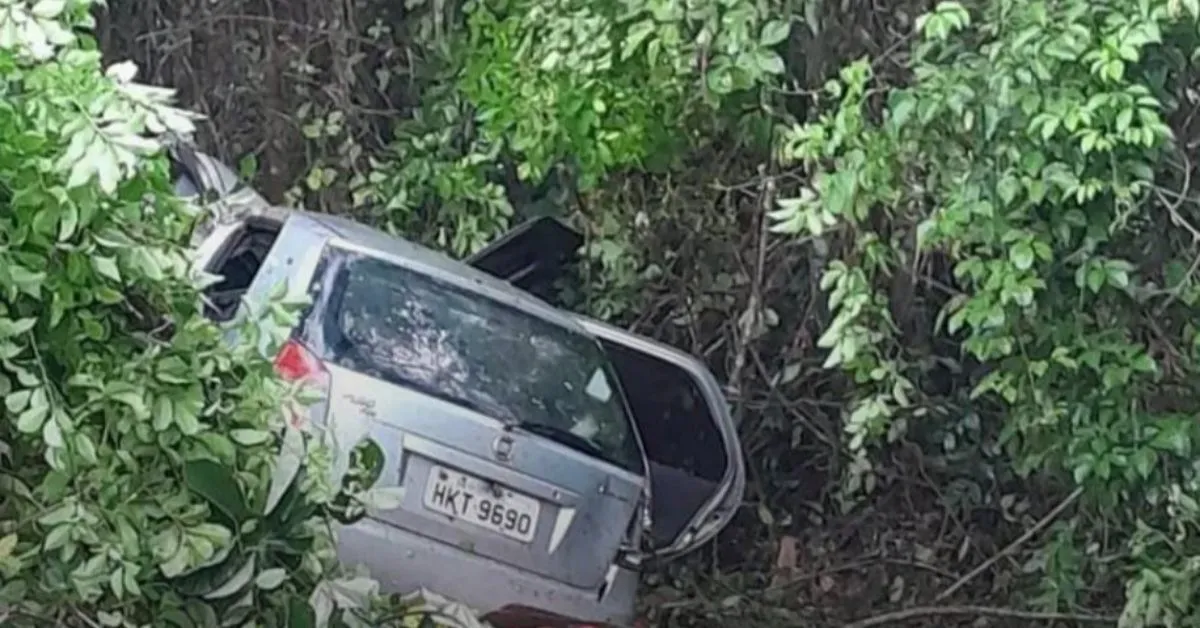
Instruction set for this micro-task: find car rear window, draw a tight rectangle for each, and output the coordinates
[304,248,643,474]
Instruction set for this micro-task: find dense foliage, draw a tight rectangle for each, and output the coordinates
[772,0,1200,625]
[385,0,1200,623]
[351,0,789,318]
[0,2,439,626]
[34,0,1200,624]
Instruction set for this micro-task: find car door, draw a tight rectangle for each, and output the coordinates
[570,317,745,560]
[462,216,583,305]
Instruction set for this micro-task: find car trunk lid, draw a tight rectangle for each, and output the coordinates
[319,366,641,588]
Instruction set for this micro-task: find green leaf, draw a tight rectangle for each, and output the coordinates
[92,257,121,282]
[230,429,271,446]
[1107,265,1129,288]
[174,398,202,435]
[43,524,71,551]
[184,601,219,628]
[754,50,785,75]
[58,205,78,241]
[1116,107,1134,132]
[111,391,148,417]
[706,67,734,94]
[158,609,194,628]
[153,395,174,432]
[324,576,379,609]
[16,389,49,434]
[5,390,32,413]
[1086,265,1106,293]
[538,50,562,71]
[132,248,163,282]
[287,596,315,628]
[1150,422,1190,456]
[1133,448,1157,479]
[42,414,64,448]
[184,460,251,522]
[74,433,98,464]
[265,426,305,516]
[759,20,791,46]
[0,318,37,338]
[255,568,287,590]
[622,21,655,61]
[202,555,256,600]
[0,534,18,561]
[888,92,918,130]
[1009,242,1034,271]
[996,174,1020,205]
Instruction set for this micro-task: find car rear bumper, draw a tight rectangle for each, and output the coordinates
[336,517,639,627]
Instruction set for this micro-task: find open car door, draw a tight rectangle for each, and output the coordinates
[463,216,583,304]
[571,317,745,560]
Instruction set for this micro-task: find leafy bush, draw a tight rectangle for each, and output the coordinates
[0,2,419,626]
[359,0,789,317]
[772,0,1200,623]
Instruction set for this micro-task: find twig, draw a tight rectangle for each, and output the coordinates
[746,348,838,449]
[73,609,104,628]
[933,486,1083,602]
[728,165,776,407]
[841,604,1117,628]
[1151,153,1200,314]
[1155,247,1200,316]
[879,558,960,581]
[1153,188,1200,243]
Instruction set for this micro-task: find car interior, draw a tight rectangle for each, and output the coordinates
[201,218,282,321]
[596,340,728,548]
[170,146,285,322]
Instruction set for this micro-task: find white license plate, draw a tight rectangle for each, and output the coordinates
[422,465,540,543]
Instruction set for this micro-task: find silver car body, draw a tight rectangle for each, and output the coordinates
[174,145,746,627]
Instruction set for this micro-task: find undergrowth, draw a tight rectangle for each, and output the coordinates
[772,1,1200,624]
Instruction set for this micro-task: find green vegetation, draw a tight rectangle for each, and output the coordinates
[13,0,1200,624]
[0,2,421,626]
[772,2,1200,623]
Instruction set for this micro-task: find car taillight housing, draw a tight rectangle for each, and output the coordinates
[274,338,330,427]
[275,338,324,380]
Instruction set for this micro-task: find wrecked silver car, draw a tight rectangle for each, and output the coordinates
[169,142,746,627]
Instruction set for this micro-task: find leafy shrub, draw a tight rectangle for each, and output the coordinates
[772,0,1200,623]
[0,2,416,626]
[360,0,790,317]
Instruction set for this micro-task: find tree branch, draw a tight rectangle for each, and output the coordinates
[841,604,1117,628]
[934,486,1083,602]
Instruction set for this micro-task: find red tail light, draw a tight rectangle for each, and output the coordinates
[274,338,326,381]
[274,339,330,428]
